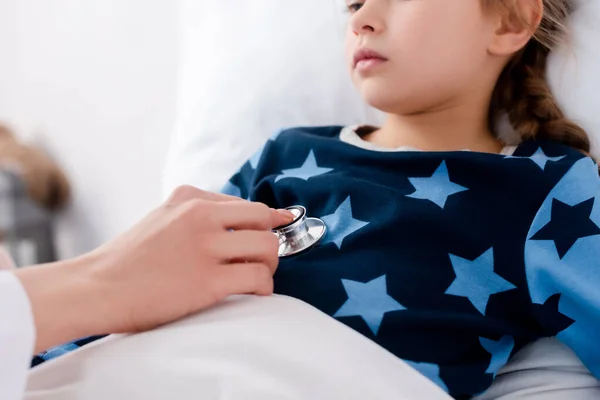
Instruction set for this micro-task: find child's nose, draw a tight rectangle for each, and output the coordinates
[349,2,385,36]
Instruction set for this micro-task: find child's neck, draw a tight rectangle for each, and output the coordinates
[363,106,504,154]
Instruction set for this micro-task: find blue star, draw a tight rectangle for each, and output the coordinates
[445,248,516,315]
[321,196,369,249]
[479,336,515,376]
[221,181,242,198]
[249,148,264,170]
[505,147,565,170]
[42,343,80,360]
[530,147,566,170]
[334,275,406,335]
[405,361,449,392]
[406,161,468,208]
[274,150,333,183]
[249,130,284,169]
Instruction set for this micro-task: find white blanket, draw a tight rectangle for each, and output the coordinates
[24,295,451,400]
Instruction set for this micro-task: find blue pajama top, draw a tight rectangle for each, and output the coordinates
[221,125,600,399]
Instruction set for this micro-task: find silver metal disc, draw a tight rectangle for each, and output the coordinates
[278,217,327,258]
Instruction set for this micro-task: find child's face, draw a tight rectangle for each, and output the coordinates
[345,0,499,115]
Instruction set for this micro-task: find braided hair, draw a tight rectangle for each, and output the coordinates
[488,0,592,157]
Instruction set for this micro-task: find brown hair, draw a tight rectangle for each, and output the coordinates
[487,0,591,156]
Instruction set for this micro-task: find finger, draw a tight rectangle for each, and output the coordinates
[215,202,293,231]
[168,185,245,205]
[272,209,296,229]
[197,191,247,203]
[214,231,279,274]
[217,263,274,297]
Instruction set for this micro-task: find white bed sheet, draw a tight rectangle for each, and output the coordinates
[24,295,451,400]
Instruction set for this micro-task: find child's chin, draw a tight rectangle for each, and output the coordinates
[361,90,414,115]
[359,81,440,115]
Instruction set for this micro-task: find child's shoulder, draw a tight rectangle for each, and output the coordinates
[513,139,594,171]
[512,138,598,190]
[513,139,589,162]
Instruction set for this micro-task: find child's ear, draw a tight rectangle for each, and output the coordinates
[488,0,543,56]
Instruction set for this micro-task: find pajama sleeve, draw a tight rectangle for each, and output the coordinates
[524,155,600,377]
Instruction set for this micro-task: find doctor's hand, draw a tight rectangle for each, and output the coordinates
[16,186,294,353]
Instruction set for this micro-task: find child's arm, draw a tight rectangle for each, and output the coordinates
[525,156,600,377]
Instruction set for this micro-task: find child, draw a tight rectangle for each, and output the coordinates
[223,0,600,398]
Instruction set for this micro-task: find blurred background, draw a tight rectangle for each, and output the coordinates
[0,0,179,265]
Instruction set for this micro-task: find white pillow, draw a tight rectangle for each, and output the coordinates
[162,0,600,198]
[547,0,600,157]
[162,0,383,197]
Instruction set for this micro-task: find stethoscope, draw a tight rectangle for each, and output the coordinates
[272,205,327,258]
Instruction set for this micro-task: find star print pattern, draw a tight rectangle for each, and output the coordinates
[479,336,515,376]
[249,129,284,169]
[334,275,406,335]
[445,248,516,315]
[405,361,449,392]
[407,161,468,208]
[530,294,574,335]
[275,150,333,183]
[40,127,600,398]
[505,146,566,170]
[321,196,369,249]
[531,198,600,259]
[525,156,600,378]
[221,180,242,198]
[529,147,566,170]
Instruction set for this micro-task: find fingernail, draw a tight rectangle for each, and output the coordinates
[277,209,295,220]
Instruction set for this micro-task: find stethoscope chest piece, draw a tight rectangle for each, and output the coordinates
[272,205,326,258]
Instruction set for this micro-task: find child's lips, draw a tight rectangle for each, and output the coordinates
[353,47,388,73]
[355,57,387,72]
